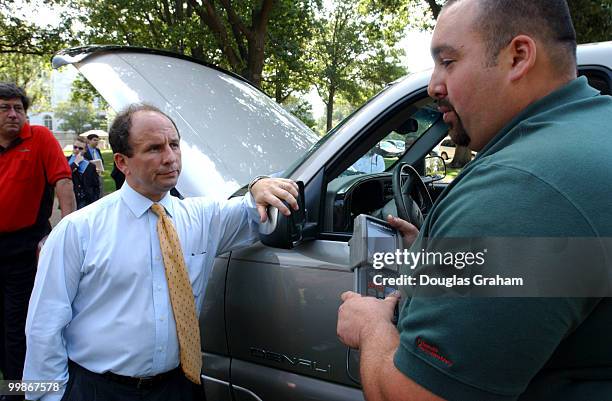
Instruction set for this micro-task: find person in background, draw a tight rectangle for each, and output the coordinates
[84,133,105,196]
[0,82,75,400]
[351,146,386,174]
[67,137,100,209]
[84,132,103,162]
[111,160,126,190]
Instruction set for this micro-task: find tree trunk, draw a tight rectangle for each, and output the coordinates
[246,32,265,88]
[326,87,335,132]
[449,145,472,168]
[425,0,442,19]
[274,71,283,103]
[190,46,204,61]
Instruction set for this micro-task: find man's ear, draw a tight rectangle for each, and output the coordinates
[114,153,129,176]
[506,35,537,82]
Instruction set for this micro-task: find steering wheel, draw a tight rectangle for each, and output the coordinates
[392,162,433,229]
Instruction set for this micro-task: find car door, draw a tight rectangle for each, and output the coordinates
[223,76,446,400]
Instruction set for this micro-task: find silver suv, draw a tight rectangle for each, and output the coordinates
[54,41,612,401]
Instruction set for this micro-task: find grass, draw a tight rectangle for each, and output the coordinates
[384,157,462,183]
[101,150,116,195]
[446,167,461,179]
[64,149,117,196]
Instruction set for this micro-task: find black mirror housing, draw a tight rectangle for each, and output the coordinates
[259,181,307,249]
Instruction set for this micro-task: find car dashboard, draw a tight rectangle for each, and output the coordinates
[326,172,433,233]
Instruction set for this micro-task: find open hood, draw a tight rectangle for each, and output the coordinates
[53,46,319,198]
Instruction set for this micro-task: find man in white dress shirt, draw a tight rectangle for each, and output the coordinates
[24,103,300,401]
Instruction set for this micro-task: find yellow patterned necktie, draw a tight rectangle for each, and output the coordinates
[150,203,202,385]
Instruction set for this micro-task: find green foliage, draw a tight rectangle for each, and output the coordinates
[310,0,407,131]
[70,75,108,109]
[55,100,107,135]
[101,149,116,195]
[282,96,316,130]
[568,0,612,44]
[52,0,320,94]
[314,99,354,134]
[0,1,67,55]
[0,53,52,110]
[263,0,321,102]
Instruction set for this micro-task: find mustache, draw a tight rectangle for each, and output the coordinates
[436,99,455,111]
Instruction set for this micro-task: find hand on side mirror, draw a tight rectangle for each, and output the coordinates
[250,178,299,222]
[259,181,308,249]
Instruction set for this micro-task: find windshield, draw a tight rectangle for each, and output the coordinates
[283,83,397,177]
[340,102,441,178]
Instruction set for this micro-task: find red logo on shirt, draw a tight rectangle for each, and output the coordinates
[416,337,454,367]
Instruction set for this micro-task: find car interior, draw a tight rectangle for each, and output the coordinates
[323,96,448,235]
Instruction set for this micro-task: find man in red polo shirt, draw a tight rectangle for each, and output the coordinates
[0,83,75,393]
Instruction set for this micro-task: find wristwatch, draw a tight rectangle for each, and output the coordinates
[248,175,269,193]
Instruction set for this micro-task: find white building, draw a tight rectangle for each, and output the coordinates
[28,66,79,148]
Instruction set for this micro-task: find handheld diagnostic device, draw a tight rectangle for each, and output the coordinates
[345,214,404,382]
[349,214,403,300]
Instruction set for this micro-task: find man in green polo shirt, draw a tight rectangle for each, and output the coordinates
[337,0,612,400]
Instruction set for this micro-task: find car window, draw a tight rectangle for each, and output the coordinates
[340,105,440,178]
[432,135,476,182]
[325,99,443,233]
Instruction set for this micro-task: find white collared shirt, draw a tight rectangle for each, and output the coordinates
[24,183,260,400]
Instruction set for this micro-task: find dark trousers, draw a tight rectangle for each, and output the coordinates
[0,250,37,381]
[61,361,203,401]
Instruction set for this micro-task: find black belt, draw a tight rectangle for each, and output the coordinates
[69,360,181,389]
[103,368,181,389]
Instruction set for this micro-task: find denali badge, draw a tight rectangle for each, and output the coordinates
[250,348,332,374]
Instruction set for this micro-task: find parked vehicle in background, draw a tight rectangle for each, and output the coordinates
[387,139,406,152]
[378,139,403,157]
[53,41,612,401]
[438,136,478,160]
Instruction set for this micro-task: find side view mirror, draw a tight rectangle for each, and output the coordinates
[425,155,446,181]
[259,181,309,249]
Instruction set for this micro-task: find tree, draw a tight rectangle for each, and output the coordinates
[70,75,109,109]
[55,100,107,135]
[568,0,612,44]
[55,0,320,92]
[0,53,52,110]
[310,0,407,132]
[0,1,66,56]
[262,1,319,103]
[282,96,316,130]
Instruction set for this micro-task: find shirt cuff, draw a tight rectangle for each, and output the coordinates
[244,192,261,223]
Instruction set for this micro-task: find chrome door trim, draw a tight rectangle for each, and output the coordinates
[201,375,265,401]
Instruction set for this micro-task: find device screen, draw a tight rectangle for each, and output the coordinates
[366,219,398,262]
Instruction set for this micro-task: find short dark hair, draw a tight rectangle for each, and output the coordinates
[443,0,577,71]
[109,103,180,157]
[86,133,99,140]
[0,83,30,112]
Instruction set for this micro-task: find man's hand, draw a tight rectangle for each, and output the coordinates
[386,215,419,248]
[74,153,84,165]
[250,178,299,222]
[337,291,400,349]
